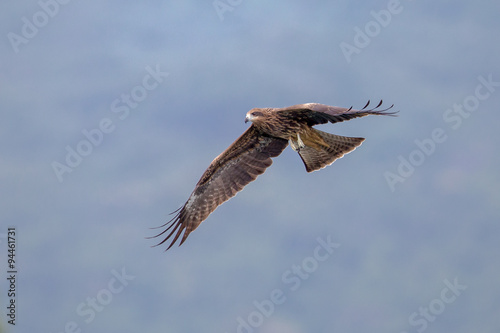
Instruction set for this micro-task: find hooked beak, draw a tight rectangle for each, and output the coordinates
[245,113,256,124]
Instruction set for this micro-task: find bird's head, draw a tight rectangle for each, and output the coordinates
[245,108,266,123]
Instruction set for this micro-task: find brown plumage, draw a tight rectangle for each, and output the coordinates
[151,100,396,250]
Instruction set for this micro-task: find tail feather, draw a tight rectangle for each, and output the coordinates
[296,129,364,172]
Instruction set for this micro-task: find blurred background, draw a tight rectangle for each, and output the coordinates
[1,1,499,332]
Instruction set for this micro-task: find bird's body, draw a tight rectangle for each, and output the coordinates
[152,101,396,250]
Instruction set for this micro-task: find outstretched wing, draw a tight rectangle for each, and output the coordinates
[151,125,288,250]
[279,100,397,126]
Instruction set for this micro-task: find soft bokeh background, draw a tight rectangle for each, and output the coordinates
[1,1,499,332]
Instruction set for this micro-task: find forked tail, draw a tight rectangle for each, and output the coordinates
[296,129,364,172]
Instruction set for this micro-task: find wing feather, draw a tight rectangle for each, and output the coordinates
[279,100,397,126]
[151,125,288,250]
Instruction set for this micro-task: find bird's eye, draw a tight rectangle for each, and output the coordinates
[252,111,264,117]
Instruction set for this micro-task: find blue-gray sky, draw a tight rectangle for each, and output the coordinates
[1,1,499,332]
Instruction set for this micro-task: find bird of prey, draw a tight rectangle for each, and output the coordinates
[152,100,396,250]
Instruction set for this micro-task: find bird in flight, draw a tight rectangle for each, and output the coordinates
[152,100,396,250]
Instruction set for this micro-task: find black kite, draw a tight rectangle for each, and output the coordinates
[152,100,396,250]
